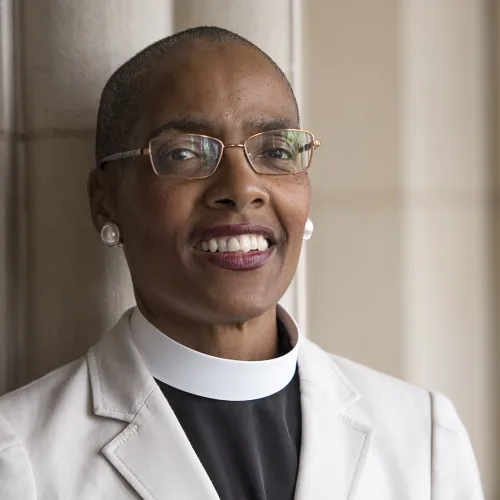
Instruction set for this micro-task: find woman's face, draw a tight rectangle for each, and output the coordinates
[107,42,311,323]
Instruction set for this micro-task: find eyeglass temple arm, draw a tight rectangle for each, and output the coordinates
[298,138,321,154]
[98,148,149,170]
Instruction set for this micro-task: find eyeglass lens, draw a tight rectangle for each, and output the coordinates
[149,130,314,179]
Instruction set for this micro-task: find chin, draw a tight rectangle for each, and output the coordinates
[203,290,281,323]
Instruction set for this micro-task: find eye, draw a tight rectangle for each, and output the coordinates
[167,148,197,161]
[261,147,294,160]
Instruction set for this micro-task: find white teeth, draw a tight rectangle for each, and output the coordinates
[250,235,258,251]
[240,234,251,253]
[227,237,240,252]
[199,234,271,253]
[208,239,218,253]
[257,235,268,251]
[217,238,227,252]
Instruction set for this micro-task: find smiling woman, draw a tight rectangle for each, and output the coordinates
[93,35,310,336]
[0,26,484,500]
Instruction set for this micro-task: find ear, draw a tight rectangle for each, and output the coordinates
[87,168,120,233]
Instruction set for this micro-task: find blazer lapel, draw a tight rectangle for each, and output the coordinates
[88,307,374,500]
[102,387,220,500]
[88,310,220,500]
[294,339,375,500]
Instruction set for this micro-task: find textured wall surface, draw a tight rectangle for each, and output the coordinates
[3,0,175,384]
[304,0,403,376]
[304,0,497,496]
[400,0,495,493]
[0,0,17,393]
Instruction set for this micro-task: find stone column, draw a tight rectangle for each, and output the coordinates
[17,0,172,383]
[494,1,500,497]
[304,0,496,494]
[303,0,403,376]
[174,0,308,332]
[401,0,495,494]
[0,0,18,392]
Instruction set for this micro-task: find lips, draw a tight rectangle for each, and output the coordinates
[193,223,276,271]
[203,249,273,270]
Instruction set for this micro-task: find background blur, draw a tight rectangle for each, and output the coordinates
[0,0,498,497]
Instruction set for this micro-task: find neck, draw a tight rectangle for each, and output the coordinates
[135,296,279,362]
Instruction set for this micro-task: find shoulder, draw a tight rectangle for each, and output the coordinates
[0,356,91,497]
[306,341,483,495]
[302,338,430,405]
[331,350,469,435]
[0,357,89,439]
[331,351,431,408]
[0,356,87,409]
[302,338,464,433]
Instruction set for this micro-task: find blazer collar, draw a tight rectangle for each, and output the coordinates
[88,309,156,423]
[295,338,374,500]
[87,308,374,500]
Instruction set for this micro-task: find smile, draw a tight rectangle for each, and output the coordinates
[198,234,270,254]
[193,223,277,270]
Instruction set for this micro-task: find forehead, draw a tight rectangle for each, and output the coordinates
[140,41,298,137]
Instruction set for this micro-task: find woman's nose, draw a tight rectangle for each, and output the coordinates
[202,146,270,212]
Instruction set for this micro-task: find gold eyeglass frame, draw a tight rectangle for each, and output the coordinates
[98,128,321,178]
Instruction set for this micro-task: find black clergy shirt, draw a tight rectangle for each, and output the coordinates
[131,308,302,500]
[156,368,301,500]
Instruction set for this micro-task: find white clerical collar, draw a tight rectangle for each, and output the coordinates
[129,305,300,401]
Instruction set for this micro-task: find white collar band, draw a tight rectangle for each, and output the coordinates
[130,305,300,402]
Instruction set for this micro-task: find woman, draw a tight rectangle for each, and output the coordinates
[0,26,483,499]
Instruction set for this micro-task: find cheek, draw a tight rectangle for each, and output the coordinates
[118,170,197,245]
[273,174,311,244]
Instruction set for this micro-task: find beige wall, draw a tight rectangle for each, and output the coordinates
[303,0,402,376]
[304,1,498,496]
[495,0,500,495]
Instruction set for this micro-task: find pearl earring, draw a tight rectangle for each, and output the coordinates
[303,218,314,240]
[100,221,122,248]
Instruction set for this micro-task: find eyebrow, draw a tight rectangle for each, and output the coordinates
[146,116,300,141]
[246,117,300,132]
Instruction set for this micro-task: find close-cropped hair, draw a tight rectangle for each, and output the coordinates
[95,26,298,165]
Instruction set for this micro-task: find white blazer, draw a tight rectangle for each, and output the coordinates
[0,310,484,499]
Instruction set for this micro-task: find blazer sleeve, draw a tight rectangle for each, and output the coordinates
[431,391,485,500]
[0,414,37,499]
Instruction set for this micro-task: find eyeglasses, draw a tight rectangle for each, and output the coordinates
[98,129,320,179]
